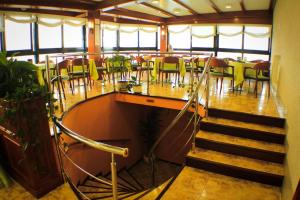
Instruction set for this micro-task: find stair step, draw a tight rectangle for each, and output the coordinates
[186,148,284,186]
[119,169,145,191]
[200,117,285,144]
[106,171,139,192]
[196,130,285,163]
[122,189,151,200]
[208,108,285,128]
[140,178,172,200]
[161,166,281,200]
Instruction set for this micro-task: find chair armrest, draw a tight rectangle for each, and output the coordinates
[244,66,255,77]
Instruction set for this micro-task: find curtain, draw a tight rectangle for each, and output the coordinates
[101,22,119,31]
[168,25,190,34]
[244,26,271,38]
[192,25,216,38]
[139,25,157,33]
[218,25,243,37]
[38,16,86,27]
[5,14,36,23]
[119,24,139,33]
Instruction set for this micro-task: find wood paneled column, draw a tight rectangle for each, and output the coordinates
[87,10,101,59]
[160,24,167,52]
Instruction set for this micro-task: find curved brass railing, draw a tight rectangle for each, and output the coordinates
[46,51,212,199]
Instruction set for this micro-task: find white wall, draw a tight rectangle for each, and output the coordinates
[271,0,300,199]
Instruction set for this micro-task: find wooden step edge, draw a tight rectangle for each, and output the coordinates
[200,122,285,144]
[202,117,285,135]
[208,108,285,128]
[186,155,283,186]
[195,135,285,163]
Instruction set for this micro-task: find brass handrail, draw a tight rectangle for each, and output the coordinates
[53,117,129,158]
[147,55,212,157]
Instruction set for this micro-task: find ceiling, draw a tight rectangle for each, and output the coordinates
[0,0,274,25]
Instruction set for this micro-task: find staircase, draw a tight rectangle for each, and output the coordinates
[161,108,285,199]
[187,108,286,186]
[77,159,181,199]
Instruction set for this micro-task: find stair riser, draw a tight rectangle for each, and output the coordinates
[200,122,285,144]
[186,157,283,186]
[195,138,285,163]
[208,108,285,128]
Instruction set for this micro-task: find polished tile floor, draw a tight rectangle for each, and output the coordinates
[162,167,281,200]
[0,74,285,199]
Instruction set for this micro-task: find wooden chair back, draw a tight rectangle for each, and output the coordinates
[209,57,229,68]
[163,56,179,64]
[57,60,70,75]
[250,59,264,63]
[72,58,89,66]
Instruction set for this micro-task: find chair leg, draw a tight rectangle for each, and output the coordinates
[232,78,234,93]
[255,80,258,98]
[240,81,243,94]
[162,72,164,86]
[268,81,270,98]
[69,80,74,95]
[60,79,66,100]
[220,78,223,94]
[216,78,218,90]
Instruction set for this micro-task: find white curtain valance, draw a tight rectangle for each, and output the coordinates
[119,24,139,33]
[168,25,190,34]
[38,17,86,27]
[218,25,243,37]
[5,14,36,23]
[192,25,216,38]
[139,25,157,33]
[244,26,271,38]
[64,19,86,27]
[0,14,4,32]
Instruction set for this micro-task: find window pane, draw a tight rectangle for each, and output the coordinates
[64,24,83,48]
[243,54,269,62]
[139,31,156,48]
[169,25,190,49]
[218,26,243,49]
[103,29,117,49]
[39,23,62,49]
[217,52,242,60]
[219,35,242,49]
[119,26,138,47]
[192,51,214,58]
[192,37,214,48]
[244,27,270,51]
[5,20,31,51]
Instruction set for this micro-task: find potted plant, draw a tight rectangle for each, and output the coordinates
[0,51,61,197]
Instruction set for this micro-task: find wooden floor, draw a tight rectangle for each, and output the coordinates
[56,74,284,118]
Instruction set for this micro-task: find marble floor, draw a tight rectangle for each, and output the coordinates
[55,74,284,118]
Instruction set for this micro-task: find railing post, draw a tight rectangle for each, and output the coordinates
[55,57,64,112]
[81,56,88,100]
[189,57,195,96]
[192,92,198,152]
[147,60,150,95]
[45,55,53,114]
[111,153,118,200]
[205,65,210,117]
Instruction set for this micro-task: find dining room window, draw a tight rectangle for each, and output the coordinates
[244,26,270,51]
[119,25,138,48]
[63,24,83,48]
[5,16,32,51]
[192,26,215,48]
[218,25,243,49]
[139,26,157,48]
[243,54,269,62]
[217,52,242,60]
[38,18,62,49]
[102,23,118,49]
[168,25,190,49]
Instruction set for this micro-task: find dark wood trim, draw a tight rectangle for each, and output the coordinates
[208,108,285,128]
[98,14,158,25]
[104,8,165,23]
[209,0,222,14]
[195,137,285,163]
[240,0,246,12]
[269,0,275,12]
[171,0,198,15]
[0,7,83,17]
[96,0,136,9]
[186,155,283,186]
[1,0,94,10]
[140,2,176,17]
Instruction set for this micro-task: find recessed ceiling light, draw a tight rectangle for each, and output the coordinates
[173,8,181,14]
[152,0,159,4]
[225,4,232,9]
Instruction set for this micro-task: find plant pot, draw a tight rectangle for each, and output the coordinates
[133,85,142,94]
[118,80,129,92]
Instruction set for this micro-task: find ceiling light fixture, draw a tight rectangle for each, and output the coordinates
[225,4,232,9]
[152,0,159,4]
[173,8,181,14]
